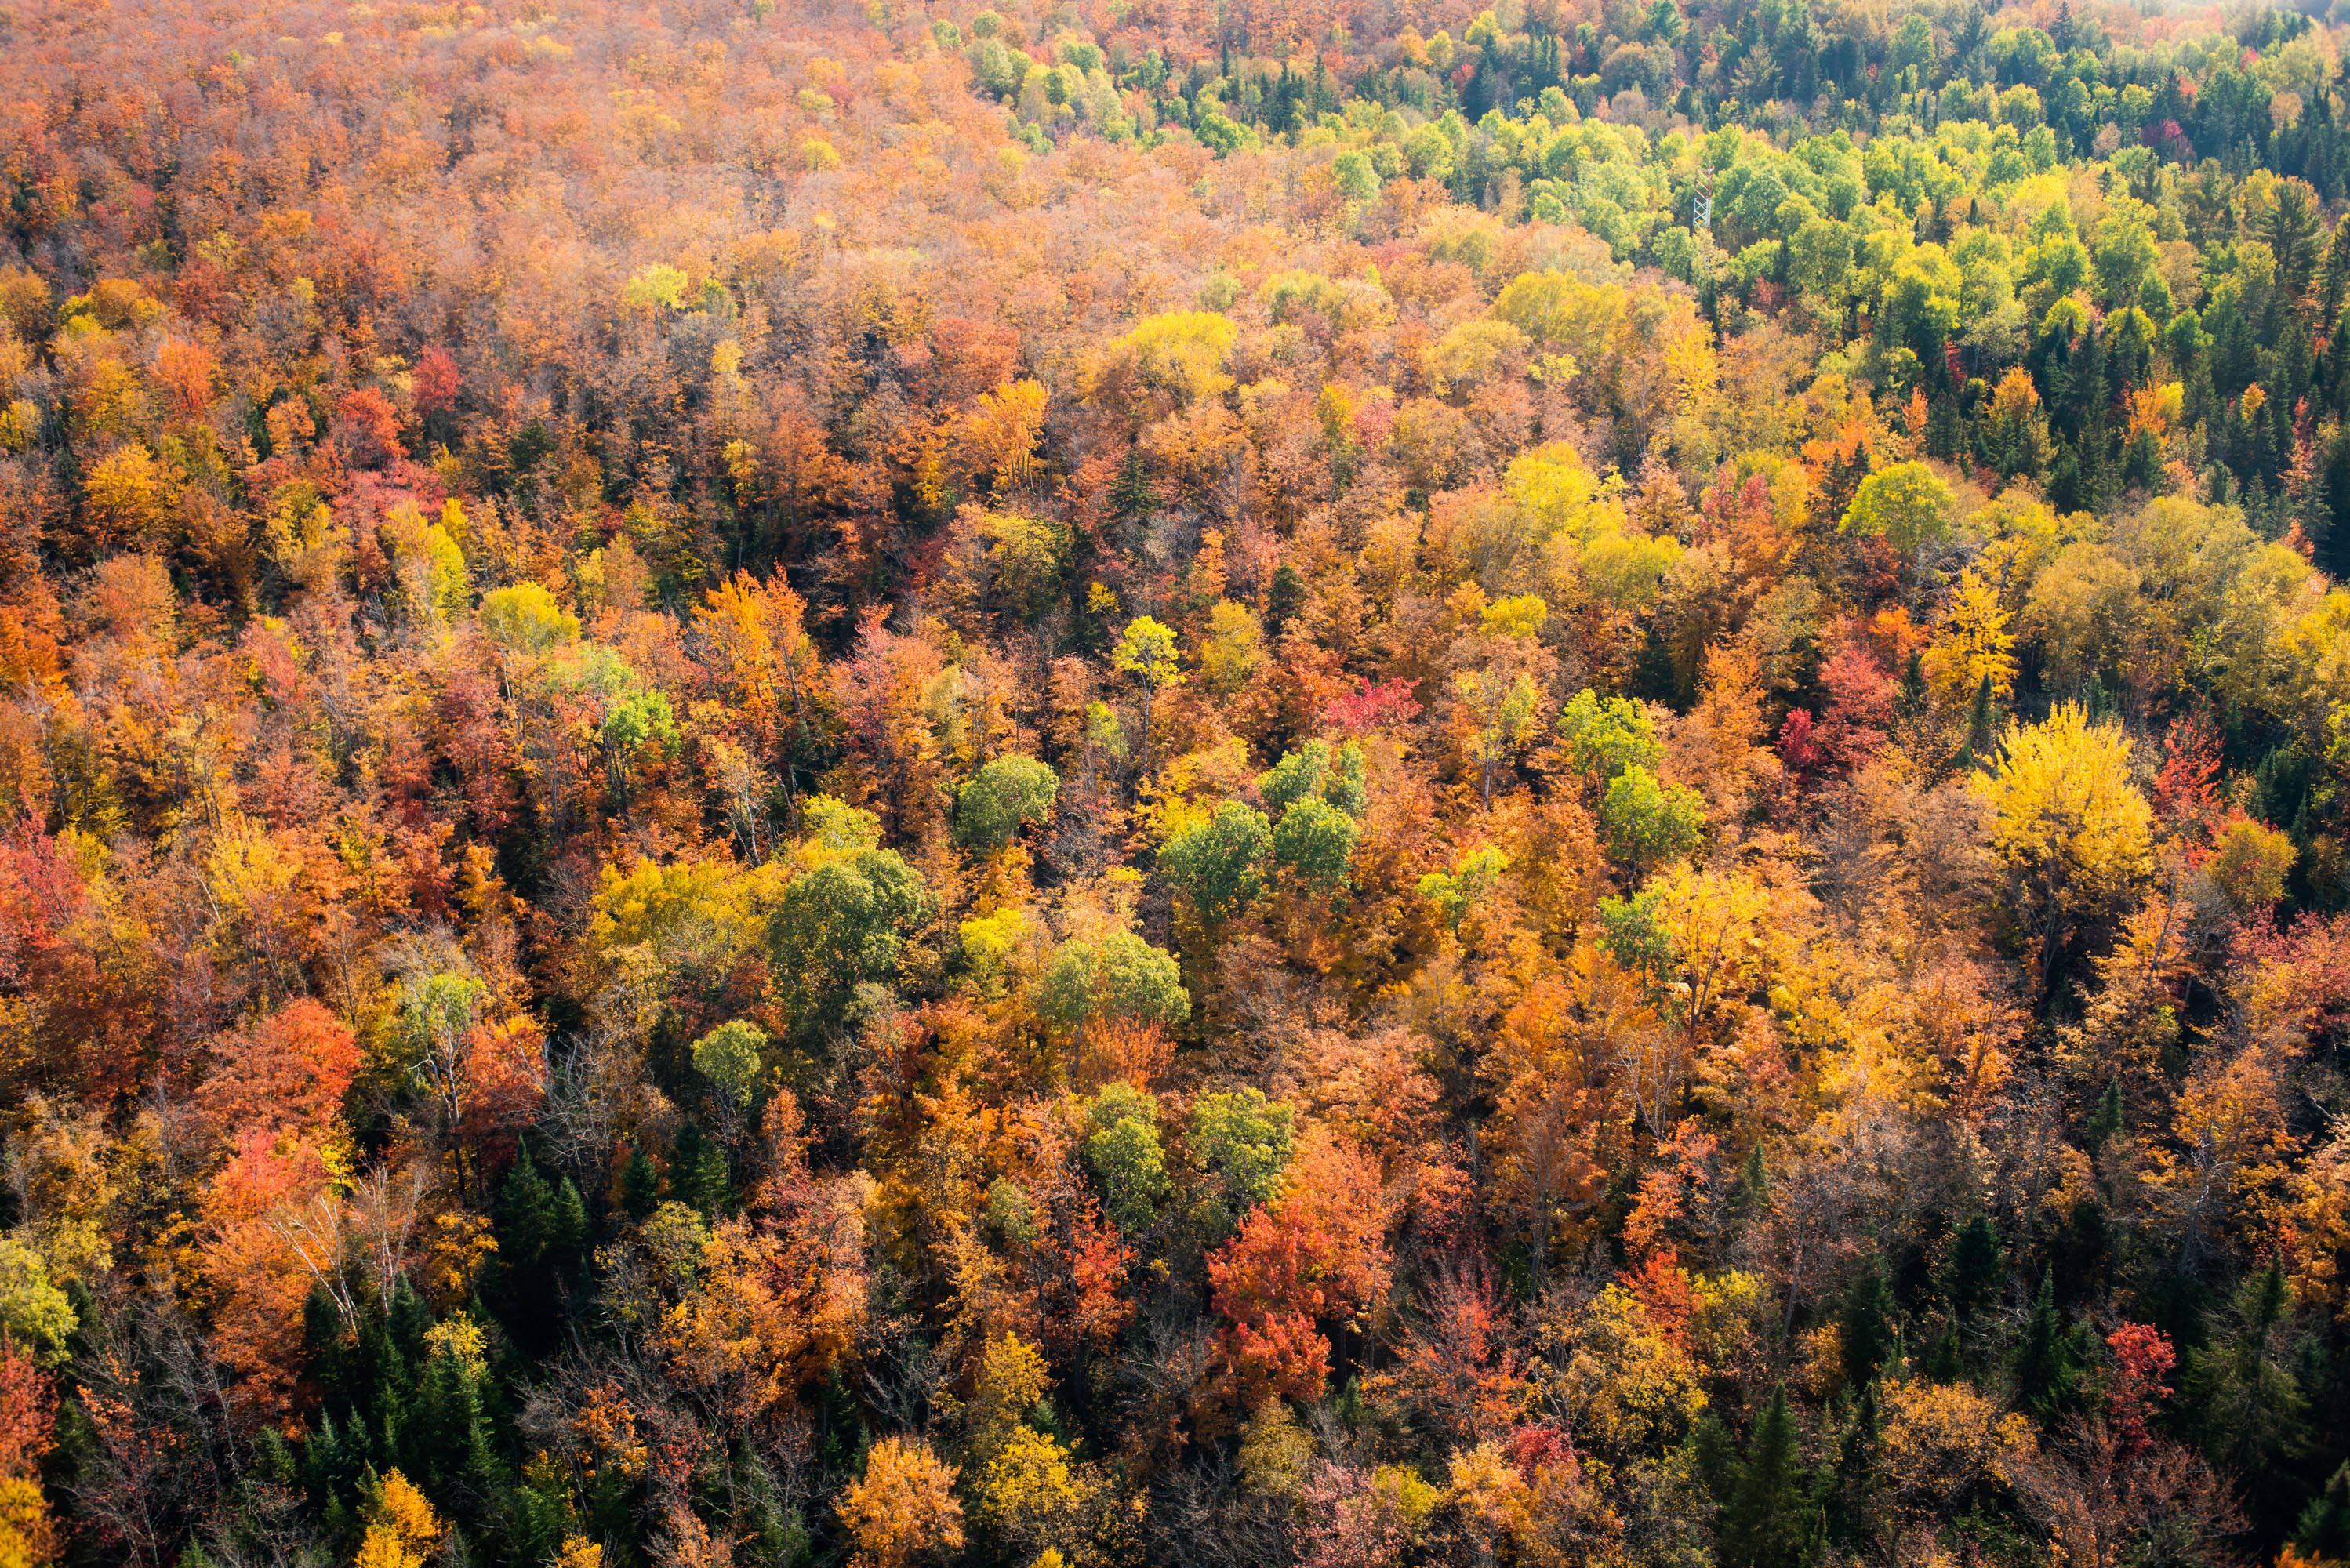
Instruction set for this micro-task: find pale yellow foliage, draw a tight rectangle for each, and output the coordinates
[1975,702,2155,922]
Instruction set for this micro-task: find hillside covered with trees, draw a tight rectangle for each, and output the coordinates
[4,0,2350,1563]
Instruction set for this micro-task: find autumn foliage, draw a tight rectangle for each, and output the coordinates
[0,0,2348,1564]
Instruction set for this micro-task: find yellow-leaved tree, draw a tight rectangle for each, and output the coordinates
[354,1470,442,1568]
[1084,311,1237,415]
[1974,702,2155,996]
[1921,566,2018,711]
[965,377,1048,495]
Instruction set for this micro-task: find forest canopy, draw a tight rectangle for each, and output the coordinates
[4,0,2350,1564]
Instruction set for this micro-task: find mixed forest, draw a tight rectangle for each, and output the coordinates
[12,0,2350,1563]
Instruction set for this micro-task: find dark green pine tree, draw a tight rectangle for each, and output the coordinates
[1823,1378,1884,1557]
[2122,416,2164,492]
[2087,1079,2125,1151]
[1720,1387,1816,1568]
[674,1121,732,1218]
[494,1146,558,1261]
[2298,1461,2350,1559]
[1897,651,1927,718]
[731,1436,806,1565]
[619,1144,662,1220]
[2047,436,2085,514]
[358,1284,432,1470]
[1963,675,1997,768]
[300,1283,351,1403]
[489,1148,585,1344]
[552,1174,587,1255]
[319,1465,360,1554]
[405,1335,505,1529]
[2065,316,2107,434]
[2280,321,2318,412]
[1109,445,1157,521]
[2075,408,2119,517]
[1263,562,1306,637]
[300,1406,363,1522]
[304,1281,417,1481]
[2325,307,2350,419]
[2188,1260,2312,1534]
[2312,217,2350,324]
[1692,1409,1740,1503]
[1922,1316,1963,1381]
[1926,386,1967,460]
[503,1485,571,1568]
[1942,1217,2004,1322]
[2320,420,2350,579]
[249,1425,299,1493]
[1839,1257,1898,1391]
[1730,1142,1770,1221]
[2267,180,2326,303]
[2014,1269,2083,1426]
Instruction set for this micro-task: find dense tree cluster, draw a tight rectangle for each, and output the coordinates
[4,0,2350,1565]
